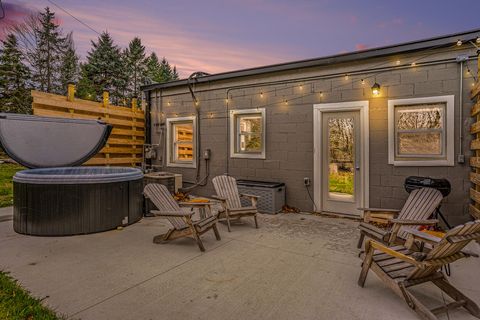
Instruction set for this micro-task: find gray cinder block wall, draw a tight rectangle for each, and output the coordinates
[147,46,478,225]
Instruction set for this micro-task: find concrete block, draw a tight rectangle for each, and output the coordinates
[414,81,443,95]
[387,84,414,97]
[401,70,428,83]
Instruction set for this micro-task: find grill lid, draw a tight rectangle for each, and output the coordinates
[0,113,112,168]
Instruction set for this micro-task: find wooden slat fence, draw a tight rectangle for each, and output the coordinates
[32,84,145,166]
[470,54,480,219]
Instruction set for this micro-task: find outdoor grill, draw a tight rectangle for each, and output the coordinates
[0,113,144,236]
[404,176,451,197]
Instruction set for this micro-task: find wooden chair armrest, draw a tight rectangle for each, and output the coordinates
[211,195,227,202]
[359,207,401,213]
[367,240,420,266]
[240,193,260,199]
[390,219,438,225]
[178,201,214,207]
[151,210,193,217]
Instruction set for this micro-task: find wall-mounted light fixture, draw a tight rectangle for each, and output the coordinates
[371,83,381,96]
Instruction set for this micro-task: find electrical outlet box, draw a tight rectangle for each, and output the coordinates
[203,149,211,160]
[457,154,465,164]
[304,177,311,186]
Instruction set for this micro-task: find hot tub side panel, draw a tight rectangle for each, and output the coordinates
[14,179,143,236]
[128,179,144,224]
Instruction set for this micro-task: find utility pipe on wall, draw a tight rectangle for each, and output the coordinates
[456,55,468,164]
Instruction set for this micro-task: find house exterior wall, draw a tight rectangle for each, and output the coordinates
[147,46,478,226]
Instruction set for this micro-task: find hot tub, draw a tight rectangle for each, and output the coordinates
[0,113,144,236]
[13,167,144,236]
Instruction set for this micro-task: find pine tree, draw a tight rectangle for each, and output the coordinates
[81,31,123,103]
[59,33,79,94]
[145,52,161,84]
[125,37,146,98]
[0,34,32,114]
[31,7,67,93]
[144,53,179,84]
[76,64,96,100]
[172,66,179,80]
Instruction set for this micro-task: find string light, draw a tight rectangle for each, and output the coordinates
[411,62,416,67]
[284,99,288,105]
[456,39,463,46]
[195,100,199,106]
[300,84,304,90]
[361,79,365,85]
[477,37,480,44]
[167,101,171,106]
[344,74,349,80]
[260,91,264,98]
[209,112,214,118]
[396,60,401,65]
[225,97,229,103]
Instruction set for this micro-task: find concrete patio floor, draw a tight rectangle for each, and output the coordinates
[1,207,480,320]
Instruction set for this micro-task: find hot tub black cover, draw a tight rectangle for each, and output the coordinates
[0,113,112,168]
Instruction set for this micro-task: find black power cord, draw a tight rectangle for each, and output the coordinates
[305,183,317,212]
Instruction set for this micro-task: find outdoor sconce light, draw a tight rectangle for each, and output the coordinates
[371,82,381,96]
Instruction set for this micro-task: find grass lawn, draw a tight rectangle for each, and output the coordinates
[329,171,354,195]
[0,164,24,208]
[0,271,63,320]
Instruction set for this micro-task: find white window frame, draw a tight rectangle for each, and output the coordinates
[230,108,266,159]
[388,95,454,166]
[166,116,197,168]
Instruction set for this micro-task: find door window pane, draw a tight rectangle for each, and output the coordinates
[327,117,354,197]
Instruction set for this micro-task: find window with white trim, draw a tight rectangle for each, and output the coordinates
[230,108,266,159]
[388,95,454,166]
[166,116,196,168]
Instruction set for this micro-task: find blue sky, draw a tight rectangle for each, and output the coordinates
[2,0,480,77]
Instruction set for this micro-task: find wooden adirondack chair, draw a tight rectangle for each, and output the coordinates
[212,175,259,232]
[358,187,443,249]
[143,183,221,252]
[358,220,480,320]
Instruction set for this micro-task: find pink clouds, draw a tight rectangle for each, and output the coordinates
[0,2,33,40]
[355,43,368,51]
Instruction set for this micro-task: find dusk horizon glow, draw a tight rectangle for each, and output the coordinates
[1,0,480,78]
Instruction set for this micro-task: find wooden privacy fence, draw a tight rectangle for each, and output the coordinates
[470,53,480,219]
[32,84,145,166]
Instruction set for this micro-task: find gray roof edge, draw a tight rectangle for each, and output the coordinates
[142,28,480,92]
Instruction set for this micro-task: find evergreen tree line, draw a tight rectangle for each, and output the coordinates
[0,7,179,114]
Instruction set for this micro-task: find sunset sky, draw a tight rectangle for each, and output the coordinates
[1,0,480,78]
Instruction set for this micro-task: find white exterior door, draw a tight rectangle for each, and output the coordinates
[321,111,360,214]
[313,101,369,216]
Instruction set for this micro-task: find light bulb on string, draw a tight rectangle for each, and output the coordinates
[396,60,401,65]
[456,39,462,46]
[167,101,171,106]
[344,74,349,80]
[411,62,416,67]
[361,79,365,85]
[260,91,264,98]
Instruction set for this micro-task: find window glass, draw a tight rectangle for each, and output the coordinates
[394,103,445,157]
[237,115,263,153]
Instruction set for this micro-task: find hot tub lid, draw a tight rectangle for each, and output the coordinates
[13,166,143,184]
[0,113,112,168]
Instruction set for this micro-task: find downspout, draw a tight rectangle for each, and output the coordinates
[456,55,468,163]
[145,90,152,168]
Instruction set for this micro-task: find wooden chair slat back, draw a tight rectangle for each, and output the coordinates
[407,220,480,280]
[398,188,443,220]
[144,183,186,229]
[212,175,242,209]
[397,188,443,239]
